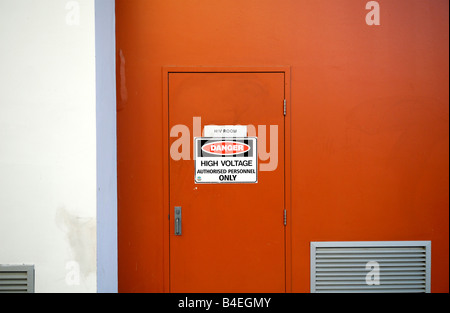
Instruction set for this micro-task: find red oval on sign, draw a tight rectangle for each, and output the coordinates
[202,141,250,156]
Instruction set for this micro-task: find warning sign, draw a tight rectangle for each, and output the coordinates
[194,137,258,184]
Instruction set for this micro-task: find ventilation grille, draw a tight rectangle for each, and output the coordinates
[0,265,35,293]
[311,241,431,293]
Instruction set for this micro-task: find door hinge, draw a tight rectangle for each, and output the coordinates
[283,209,287,226]
[283,99,287,116]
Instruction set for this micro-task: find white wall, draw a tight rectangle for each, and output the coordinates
[0,0,99,292]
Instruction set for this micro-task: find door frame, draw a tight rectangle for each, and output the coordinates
[162,66,292,293]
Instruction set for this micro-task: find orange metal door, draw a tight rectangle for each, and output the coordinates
[168,72,286,293]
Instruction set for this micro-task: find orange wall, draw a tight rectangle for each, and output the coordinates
[116,0,449,292]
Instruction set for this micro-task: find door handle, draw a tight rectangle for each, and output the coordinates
[174,206,182,236]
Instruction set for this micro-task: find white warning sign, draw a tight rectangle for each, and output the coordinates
[195,137,258,184]
[203,125,247,138]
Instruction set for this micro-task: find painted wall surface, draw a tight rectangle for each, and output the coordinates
[95,0,118,294]
[116,0,449,292]
[0,0,97,292]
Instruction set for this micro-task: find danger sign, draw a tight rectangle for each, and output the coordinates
[195,137,258,184]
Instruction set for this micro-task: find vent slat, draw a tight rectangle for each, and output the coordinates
[316,258,425,263]
[316,262,426,268]
[316,289,426,293]
[316,280,425,285]
[316,275,425,281]
[316,248,425,254]
[320,253,426,259]
[0,285,28,291]
[316,284,425,290]
[316,267,426,272]
[317,285,425,290]
[316,271,425,276]
[311,242,431,293]
[0,280,28,285]
[0,272,28,279]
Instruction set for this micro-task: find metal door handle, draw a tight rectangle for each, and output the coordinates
[174,207,182,236]
[175,218,180,235]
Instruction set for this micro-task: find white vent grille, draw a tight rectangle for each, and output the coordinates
[311,242,431,293]
[0,265,35,293]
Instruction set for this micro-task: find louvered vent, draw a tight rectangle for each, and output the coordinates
[0,265,35,293]
[311,241,431,293]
